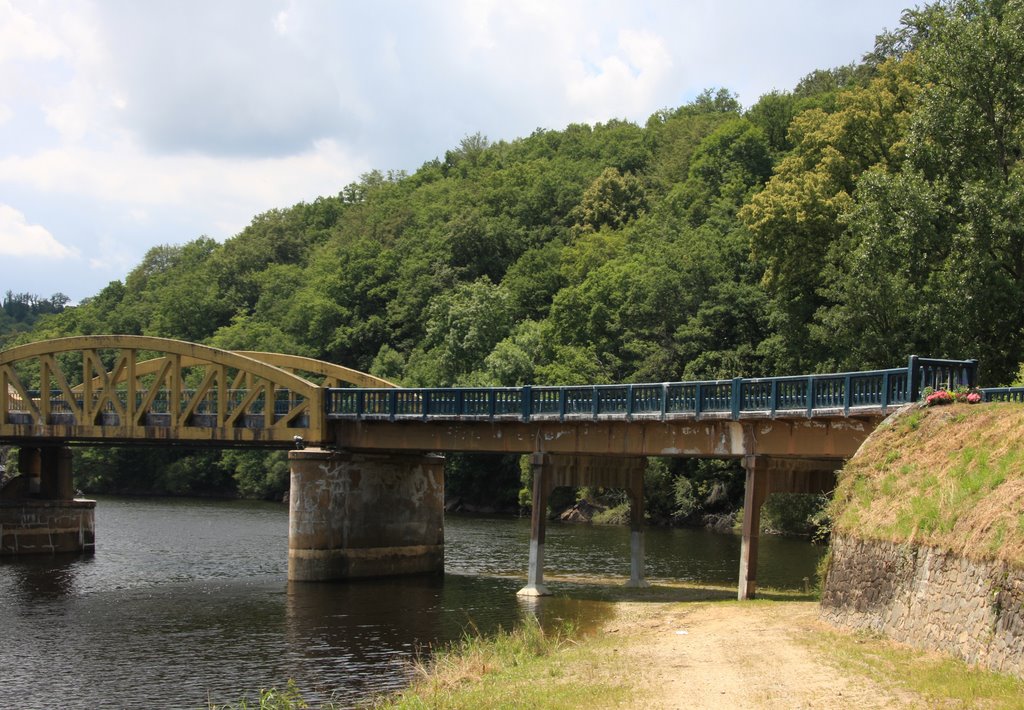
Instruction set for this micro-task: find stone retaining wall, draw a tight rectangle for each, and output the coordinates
[820,533,1023,675]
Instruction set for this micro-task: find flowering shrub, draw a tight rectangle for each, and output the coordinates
[924,389,954,405]
[922,386,982,406]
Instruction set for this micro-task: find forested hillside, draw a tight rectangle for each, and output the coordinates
[7,1,1024,524]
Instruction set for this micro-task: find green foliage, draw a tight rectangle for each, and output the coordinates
[74,447,232,496]
[443,454,522,509]
[592,501,631,525]
[221,450,290,500]
[0,291,70,346]
[761,493,830,537]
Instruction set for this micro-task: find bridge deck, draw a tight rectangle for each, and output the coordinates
[1,342,1008,454]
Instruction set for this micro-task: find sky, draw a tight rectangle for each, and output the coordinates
[0,0,915,303]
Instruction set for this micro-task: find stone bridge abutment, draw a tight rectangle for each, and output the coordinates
[0,444,95,555]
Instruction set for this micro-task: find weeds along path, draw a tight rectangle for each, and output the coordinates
[603,600,912,710]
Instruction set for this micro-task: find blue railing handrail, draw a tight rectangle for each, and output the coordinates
[980,387,1024,403]
[325,356,981,423]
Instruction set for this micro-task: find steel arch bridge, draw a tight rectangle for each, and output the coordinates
[0,335,393,447]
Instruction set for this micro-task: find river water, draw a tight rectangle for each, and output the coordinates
[0,497,824,709]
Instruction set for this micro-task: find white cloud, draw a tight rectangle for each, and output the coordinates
[566,29,674,122]
[0,204,78,258]
[0,0,65,63]
[0,137,369,238]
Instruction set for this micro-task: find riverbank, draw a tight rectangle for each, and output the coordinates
[375,586,1024,709]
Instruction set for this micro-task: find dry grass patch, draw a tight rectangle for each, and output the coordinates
[831,403,1024,567]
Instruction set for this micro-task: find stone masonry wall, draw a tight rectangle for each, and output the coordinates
[820,533,1024,675]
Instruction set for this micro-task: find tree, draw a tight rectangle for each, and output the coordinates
[571,167,647,234]
[741,56,920,370]
[406,278,515,386]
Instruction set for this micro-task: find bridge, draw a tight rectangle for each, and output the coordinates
[0,336,992,599]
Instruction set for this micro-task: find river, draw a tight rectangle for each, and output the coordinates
[0,496,824,709]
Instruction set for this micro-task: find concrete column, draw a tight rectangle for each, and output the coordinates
[517,452,551,597]
[626,466,648,587]
[39,446,74,500]
[18,447,42,495]
[738,455,770,600]
[288,448,445,582]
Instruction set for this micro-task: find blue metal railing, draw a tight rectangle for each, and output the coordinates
[981,387,1024,402]
[325,356,981,422]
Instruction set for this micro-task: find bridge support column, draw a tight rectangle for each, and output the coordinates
[738,455,770,600]
[737,455,842,600]
[518,452,551,597]
[626,467,648,588]
[18,446,42,495]
[1,445,95,555]
[518,454,647,596]
[288,448,445,582]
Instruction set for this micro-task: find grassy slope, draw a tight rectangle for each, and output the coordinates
[830,403,1024,566]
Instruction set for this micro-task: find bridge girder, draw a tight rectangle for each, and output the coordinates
[0,336,384,447]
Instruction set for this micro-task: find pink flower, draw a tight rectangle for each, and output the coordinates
[967,392,981,404]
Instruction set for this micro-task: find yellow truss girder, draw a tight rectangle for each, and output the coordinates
[0,335,383,447]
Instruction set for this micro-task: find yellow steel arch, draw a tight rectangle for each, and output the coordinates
[0,335,328,446]
[121,351,394,389]
[235,352,395,388]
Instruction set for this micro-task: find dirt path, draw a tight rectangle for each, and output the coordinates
[602,601,913,710]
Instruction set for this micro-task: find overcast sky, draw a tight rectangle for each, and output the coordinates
[1,0,914,302]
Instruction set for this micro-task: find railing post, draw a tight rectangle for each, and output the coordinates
[521,386,532,422]
[881,372,890,413]
[592,386,600,419]
[558,388,566,422]
[843,374,851,415]
[966,359,979,388]
[731,378,743,420]
[388,389,398,421]
[626,384,634,420]
[456,389,465,416]
[488,389,496,419]
[770,380,778,417]
[694,383,703,419]
[356,391,365,418]
[908,355,920,403]
[659,383,668,420]
[422,390,431,421]
[806,376,815,418]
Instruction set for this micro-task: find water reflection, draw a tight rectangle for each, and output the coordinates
[0,553,92,600]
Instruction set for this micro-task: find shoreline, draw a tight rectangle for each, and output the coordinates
[372,583,1024,710]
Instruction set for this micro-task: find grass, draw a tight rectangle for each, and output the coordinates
[831,403,1024,566]
[371,615,634,709]
[805,628,1024,709]
[208,680,310,709]
[592,501,631,525]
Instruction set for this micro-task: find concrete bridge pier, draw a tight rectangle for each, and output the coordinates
[626,467,647,588]
[737,455,841,600]
[0,445,95,555]
[287,448,445,582]
[518,453,648,597]
[519,452,551,597]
